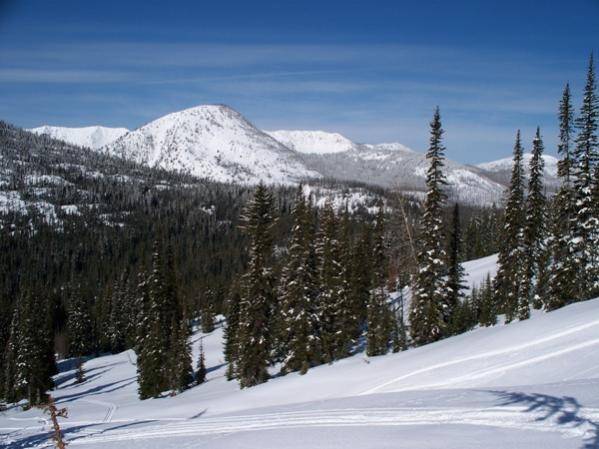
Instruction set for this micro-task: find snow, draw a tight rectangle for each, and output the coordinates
[3,256,598,448]
[265,129,361,154]
[29,126,129,150]
[104,105,320,185]
[477,153,559,178]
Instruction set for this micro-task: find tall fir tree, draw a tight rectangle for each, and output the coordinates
[409,108,449,346]
[520,127,547,318]
[223,281,241,381]
[445,203,467,333]
[279,187,321,374]
[547,84,578,310]
[196,340,207,384]
[5,291,56,406]
[572,54,599,299]
[67,283,93,383]
[366,206,393,356]
[236,184,277,388]
[316,201,352,362]
[494,131,526,323]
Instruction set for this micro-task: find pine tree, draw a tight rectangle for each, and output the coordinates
[279,187,321,374]
[196,340,207,384]
[135,240,192,398]
[67,284,93,383]
[520,128,547,319]
[445,203,467,333]
[572,54,599,299]
[367,206,392,356]
[3,303,20,403]
[169,318,193,393]
[316,201,351,362]
[547,84,578,310]
[223,282,241,381]
[494,131,526,323]
[478,274,497,327]
[409,108,448,346]
[6,291,56,406]
[349,224,372,336]
[236,184,277,388]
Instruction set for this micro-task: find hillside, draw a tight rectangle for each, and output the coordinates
[104,105,320,185]
[2,256,598,449]
[29,125,129,150]
[32,106,511,206]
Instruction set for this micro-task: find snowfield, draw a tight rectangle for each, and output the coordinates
[2,256,599,448]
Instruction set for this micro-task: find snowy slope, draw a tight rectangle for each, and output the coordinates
[265,129,361,154]
[477,153,560,190]
[104,105,320,185]
[29,125,129,150]
[3,256,599,449]
[266,129,507,205]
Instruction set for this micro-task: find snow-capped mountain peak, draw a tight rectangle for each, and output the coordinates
[104,104,320,185]
[29,125,129,150]
[265,129,360,154]
[477,153,559,177]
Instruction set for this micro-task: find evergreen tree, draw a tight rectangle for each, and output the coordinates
[547,84,578,310]
[236,184,277,388]
[409,108,448,346]
[169,318,193,393]
[572,54,599,299]
[279,187,321,374]
[67,284,93,383]
[366,206,392,356]
[196,340,207,384]
[349,224,372,335]
[223,282,241,381]
[316,201,352,362]
[478,274,497,327]
[494,131,526,323]
[135,240,192,398]
[521,127,547,318]
[445,203,467,333]
[5,291,56,406]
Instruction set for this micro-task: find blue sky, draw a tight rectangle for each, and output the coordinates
[0,0,597,163]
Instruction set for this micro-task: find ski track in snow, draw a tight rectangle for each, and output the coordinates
[360,318,599,395]
[56,405,599,445]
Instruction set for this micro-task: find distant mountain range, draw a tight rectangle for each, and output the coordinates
[27,104,562,206]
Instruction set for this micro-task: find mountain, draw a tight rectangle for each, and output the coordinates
[3,254,598,448]
[29,125,129,150]
[273,129,507,206]
[477,154,560,190]
[31,107,515,205]
[265,129,361,154]
[104,105,320,185]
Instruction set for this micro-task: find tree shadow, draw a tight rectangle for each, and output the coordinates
[491,390,599,448]
[56,377,136,404]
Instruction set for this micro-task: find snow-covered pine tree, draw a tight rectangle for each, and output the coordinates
[223,281,241,381]
[520,127,548,318]
[409,107,448,346]
[547,84,578,310]
[135,240,192,398]
[349,224,372,335]
[316,201,351,362]
[479,274,497,327]
[445,203,467,334]
[3,303,20,403]
[279,186,321,374]
[572,54,599,300]
[196,340,207,384]
[67,283,93,383]
[339,206,361,340]
[367,205,393,356]
[236,184,277,388]
[494,131,526,323]
[9,291,56,406]
[169,317,193,393]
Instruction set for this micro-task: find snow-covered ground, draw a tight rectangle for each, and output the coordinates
[2,255,599,448]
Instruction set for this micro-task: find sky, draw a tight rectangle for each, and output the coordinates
[0,0,597,163]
